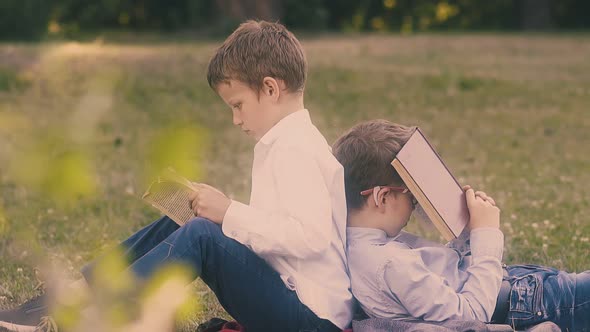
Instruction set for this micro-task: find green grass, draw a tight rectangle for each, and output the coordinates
[1,34,590,329]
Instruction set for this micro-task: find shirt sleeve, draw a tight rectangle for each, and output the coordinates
[221,146,333,259]
[382,228,504,322]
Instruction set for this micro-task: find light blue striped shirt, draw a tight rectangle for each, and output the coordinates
[347,227,504,322]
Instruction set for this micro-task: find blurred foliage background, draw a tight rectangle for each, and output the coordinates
[1,0,590,41]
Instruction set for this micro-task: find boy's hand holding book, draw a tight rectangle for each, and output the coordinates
[391,128,502,240]
[463,185,500,230]
[142,168,230,226]
[188,183,231,225]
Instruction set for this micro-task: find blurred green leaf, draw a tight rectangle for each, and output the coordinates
[9,137,97,205]
[0,205,8,236]
[92,248,134,296]
[143,124,209,187]
[139,263,201,326]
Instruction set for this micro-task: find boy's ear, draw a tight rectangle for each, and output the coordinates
[262,77,281,101]
[374,188,388,212]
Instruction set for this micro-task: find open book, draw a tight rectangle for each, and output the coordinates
[142,168,198,226]
[391,128,469,241]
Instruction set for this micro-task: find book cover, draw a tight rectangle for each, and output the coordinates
[392,128,469,240]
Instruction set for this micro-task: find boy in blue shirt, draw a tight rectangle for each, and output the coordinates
[332,119,590,331]
[0,21,352,332]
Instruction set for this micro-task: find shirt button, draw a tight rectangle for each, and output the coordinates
[537,311,542,316]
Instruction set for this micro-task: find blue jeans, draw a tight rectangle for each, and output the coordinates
[505,264,590,331]
[81,216,341,332]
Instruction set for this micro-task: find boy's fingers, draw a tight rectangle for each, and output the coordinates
[195,202,201,214]
[474,190,497,206]
[188,193,196,209]
[465,188,476,207]
[475,191,488,199]
[462,185,471,191]
[487,197,496,206]
[190,192,200,209]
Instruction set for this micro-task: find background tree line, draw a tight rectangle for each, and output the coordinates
[1,0,589,40]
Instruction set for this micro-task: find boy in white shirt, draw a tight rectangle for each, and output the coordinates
[0,20,352,332]
[332,120,590,331]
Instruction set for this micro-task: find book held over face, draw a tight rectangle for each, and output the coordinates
[391,128,469,241]
[142,168,198,226]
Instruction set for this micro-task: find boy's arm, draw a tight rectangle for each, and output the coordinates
[221,147,333,259]
[383,228,504,322]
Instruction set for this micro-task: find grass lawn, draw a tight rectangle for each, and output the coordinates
[1,34,589,330]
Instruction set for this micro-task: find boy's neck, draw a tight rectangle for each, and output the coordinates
[347,208,402,238]
[257,94,305,142]
[276,93,305,119]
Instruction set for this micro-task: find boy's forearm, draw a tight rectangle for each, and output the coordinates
[462,227,504,321]
[384,228,504,322]
[469,228,504,261]
[384,253,502,322]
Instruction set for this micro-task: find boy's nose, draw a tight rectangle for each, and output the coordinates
[232,112,242,126]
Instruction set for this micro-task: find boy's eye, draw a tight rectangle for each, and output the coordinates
[232,103,242,110]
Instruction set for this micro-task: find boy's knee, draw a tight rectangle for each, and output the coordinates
[183,217,223,239]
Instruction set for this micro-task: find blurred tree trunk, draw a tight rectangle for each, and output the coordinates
[215,0,284,22]
[521,0,553,30]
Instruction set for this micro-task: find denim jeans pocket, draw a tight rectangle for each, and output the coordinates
[509,273,545,322]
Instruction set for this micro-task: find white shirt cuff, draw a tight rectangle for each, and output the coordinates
[222,200,250,241]
[470,228,504,260]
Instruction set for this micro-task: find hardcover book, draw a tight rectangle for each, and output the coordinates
[391,128,469,241]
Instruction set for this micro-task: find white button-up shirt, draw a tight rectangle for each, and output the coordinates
[222,109,353,329]
[347,227,504,322]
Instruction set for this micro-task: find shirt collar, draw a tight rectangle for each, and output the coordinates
[346,227,390,246]
[257,109,311,147]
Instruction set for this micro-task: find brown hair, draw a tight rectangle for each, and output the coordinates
[207,20,307,94]
[332,120,416,212]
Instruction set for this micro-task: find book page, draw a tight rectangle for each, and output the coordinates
[142,170,198,226]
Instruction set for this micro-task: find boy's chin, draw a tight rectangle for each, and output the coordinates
[243,130,256,139]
